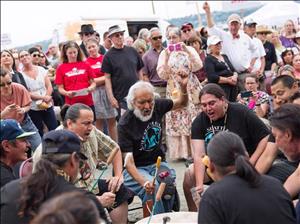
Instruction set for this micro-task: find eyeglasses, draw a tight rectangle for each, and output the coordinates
[113,32,124,38]
[40,55,45,58]
[0,81,12,87]
[32,53,40,58]
[152,36,162,41]
[183,29,191,33]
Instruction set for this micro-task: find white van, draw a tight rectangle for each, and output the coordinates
[81,16,170,41]
[52,16,169,45]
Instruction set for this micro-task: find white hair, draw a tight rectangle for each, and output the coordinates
[126,81,156,110]
[138,28,150,40]
[149,27,161,36]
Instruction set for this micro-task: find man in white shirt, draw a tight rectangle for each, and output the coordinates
[203,2,257,91]
[243,18,266,90]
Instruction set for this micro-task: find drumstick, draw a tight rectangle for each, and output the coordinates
[147,183,166,224]
[90,148,119,192]
[202,155,215,180]
[155,182,166,201]
[152,156,162,186]
[107,147,119,165]
[110,153,131,193]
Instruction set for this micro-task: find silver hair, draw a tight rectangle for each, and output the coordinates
[167,27,181,38]
[149,27,161,36]
[138,28,150,40]
[126,81,155,110]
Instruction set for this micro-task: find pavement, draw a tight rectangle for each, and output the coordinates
[127,160,189,223]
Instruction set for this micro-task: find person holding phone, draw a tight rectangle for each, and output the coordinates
[0,68,41,151]
[237,74,270,119]
[157,26,203,161]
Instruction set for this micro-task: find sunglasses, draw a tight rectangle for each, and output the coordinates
[183,29,191,33]
[40,55,45,58]
[32,53,40,58]
[83,32,94,36]
[152,36,162,41]
[0,81,12,87]
[113,32,124,38]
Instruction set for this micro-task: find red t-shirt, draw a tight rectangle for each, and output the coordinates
[86,55,105,78]
[55,61,95,106]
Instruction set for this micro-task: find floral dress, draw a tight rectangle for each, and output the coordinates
[157,46,203,160]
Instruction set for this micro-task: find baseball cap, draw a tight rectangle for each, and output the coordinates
[42,130,87,160]
[227,13,242,24]
[244,18,257,27]
[181,22,194,30]
[207,35,222,47]
[0,119,36,142]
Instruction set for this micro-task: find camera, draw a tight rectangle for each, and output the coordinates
[241,91,253,98]
[168,43,182,52]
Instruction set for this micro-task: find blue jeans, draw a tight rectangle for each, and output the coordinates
[28,106,58,137]
[123,162,176,215]
[21,114,42,152]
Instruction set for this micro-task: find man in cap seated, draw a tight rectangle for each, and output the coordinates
[0,119,35,187]
[0,129,109,224]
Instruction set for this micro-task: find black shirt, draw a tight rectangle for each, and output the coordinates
[0,176,108,224]
[199,174,296,224]
[192,103,270,155]
[118,99,173,167]
[101,46,144,101]
[204,54,238,102]
[263,41,277,71]
[0,161,16,188]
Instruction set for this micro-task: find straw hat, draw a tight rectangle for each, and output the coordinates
[256,25,272,34]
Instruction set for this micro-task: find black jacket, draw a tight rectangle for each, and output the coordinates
[0,175,109,224]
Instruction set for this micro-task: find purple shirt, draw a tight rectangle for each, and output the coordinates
[142,48,167,87]
[279,36,296,48]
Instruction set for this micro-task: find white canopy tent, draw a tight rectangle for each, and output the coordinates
[244,1,300,29]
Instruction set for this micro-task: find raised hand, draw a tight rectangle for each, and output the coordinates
[203,1,211,13]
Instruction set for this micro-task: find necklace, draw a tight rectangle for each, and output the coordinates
[210,105,228,136]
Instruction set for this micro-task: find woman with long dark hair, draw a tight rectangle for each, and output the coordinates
[55,41,96,113]
[0,130,109,224]
[198,131,296,224]
[1,50,28,88]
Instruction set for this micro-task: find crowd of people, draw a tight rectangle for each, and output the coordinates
[1,1,300,224]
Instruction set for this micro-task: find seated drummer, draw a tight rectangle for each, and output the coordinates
[118,74,188,214]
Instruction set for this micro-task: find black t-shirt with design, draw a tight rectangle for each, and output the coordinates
[191,103,270,155]
[101,46,144,101]
[118,99,173,167]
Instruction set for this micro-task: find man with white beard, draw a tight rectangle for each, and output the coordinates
[117,74,188,214]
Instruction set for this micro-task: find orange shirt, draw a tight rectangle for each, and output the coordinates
[0,83,32,123]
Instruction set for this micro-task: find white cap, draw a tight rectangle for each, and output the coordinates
[207,35,222,47]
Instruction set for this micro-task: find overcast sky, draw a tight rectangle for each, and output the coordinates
[1,1,272,48]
